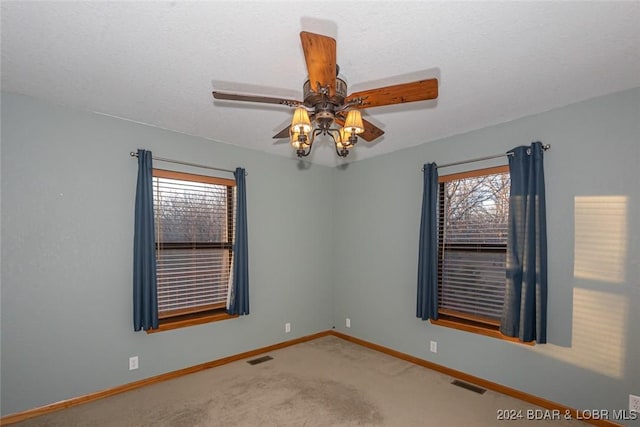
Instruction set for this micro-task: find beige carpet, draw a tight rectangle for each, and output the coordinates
[12,335,586,426]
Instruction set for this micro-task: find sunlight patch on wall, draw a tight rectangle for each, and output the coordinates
[541,288,627,379]
[574,196,627,283]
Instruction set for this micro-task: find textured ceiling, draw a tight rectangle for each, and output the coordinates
[2,1,639,167]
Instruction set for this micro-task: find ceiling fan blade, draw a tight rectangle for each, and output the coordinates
[212,91,301,107]
[359,119,385,142]
[345,79,438,109]
[335,117,384,142]
[300,31,337,96]
[272,125,291,139]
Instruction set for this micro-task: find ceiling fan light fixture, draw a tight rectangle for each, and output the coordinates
[212,31,439,159]
[290,132,301,148]
[343,109,364,134]
[290,131,310,147]
[291,107,312,134]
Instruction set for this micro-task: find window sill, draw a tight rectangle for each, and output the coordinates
[430,315,534,346]
[146,310,238,334]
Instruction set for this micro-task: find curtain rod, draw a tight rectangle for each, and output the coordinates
[130,152,247,176]
[422,143,551,170]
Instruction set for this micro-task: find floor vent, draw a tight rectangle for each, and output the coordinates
[247,355,273,365]
[451,380,486,394]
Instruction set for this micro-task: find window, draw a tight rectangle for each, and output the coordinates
[435,166,513,337]
[152,169,236,330]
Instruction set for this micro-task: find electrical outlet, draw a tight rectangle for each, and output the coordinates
[630,394,640,413]
[129,356,139,371]
[346,318,351,328]
[285,322,291,333]
[430,341,438,353]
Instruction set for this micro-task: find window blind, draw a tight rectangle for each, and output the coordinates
[438,171,510,322]
[153,170,235,317]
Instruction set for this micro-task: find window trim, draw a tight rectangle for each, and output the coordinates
[147,309,238,334]
[433,165,533,344]
[158,302,227,320]
[150,168,237,333]
[437,165,509,184]
[430,316,533,345]
[153,168,236,187]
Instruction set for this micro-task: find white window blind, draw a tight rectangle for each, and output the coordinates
[438,169,510,322]
[152,169,235,318]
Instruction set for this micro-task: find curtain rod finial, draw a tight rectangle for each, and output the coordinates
[534,142,551,151]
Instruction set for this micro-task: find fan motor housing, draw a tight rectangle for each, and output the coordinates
[303,77,347,108]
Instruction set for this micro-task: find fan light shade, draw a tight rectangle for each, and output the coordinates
[291,107,312,133]
[338,128,352,148]
[343,109,364,134]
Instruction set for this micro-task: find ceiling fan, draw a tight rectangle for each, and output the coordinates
[212,31,438,158]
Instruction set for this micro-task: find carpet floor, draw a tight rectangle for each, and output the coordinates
[12,335,587,426]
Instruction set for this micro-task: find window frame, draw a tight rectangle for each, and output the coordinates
[147,169,237,333]
[429,165,533,344]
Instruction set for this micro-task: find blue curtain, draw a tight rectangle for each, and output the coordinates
[228,167,249,316]
[133,149,158,331]
[501,142,548,343]
[417,163,439,321]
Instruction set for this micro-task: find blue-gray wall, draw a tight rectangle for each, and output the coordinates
[2,88,639,422]
[0,92,335,415]
[332,88,640,424]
